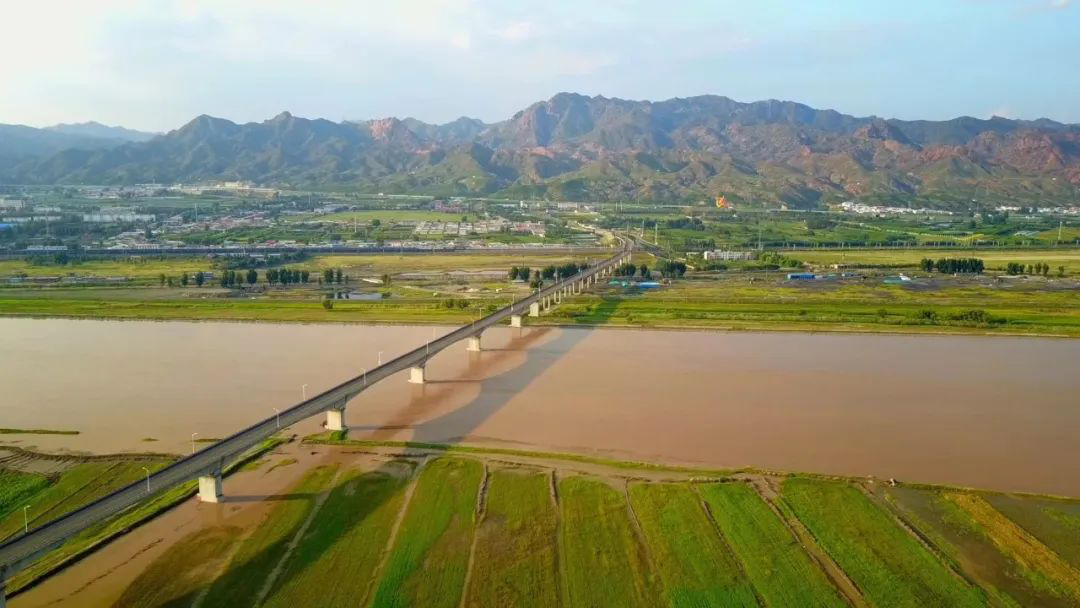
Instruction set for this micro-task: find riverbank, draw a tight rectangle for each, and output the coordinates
[14,439,1080,607]
[0,438,286,596]
[2,288,1078,338]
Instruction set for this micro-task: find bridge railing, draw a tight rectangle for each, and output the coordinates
[0,239,630,577]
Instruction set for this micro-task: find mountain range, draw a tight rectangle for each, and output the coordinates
[3,94,1079,207]
[0,122,155,162]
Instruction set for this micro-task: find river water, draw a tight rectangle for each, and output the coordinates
[1,318,1078,496]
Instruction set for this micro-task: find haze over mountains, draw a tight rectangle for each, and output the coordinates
[3,93,1079,207]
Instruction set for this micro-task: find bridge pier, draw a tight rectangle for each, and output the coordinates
[466,334,482,352]
[409,365,426,384]
[529,302,539,317]
[510,314,523,327]
[198,472,223,503]
[326,406,347,432]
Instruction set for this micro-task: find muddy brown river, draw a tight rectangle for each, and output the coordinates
[1,317,1078,496]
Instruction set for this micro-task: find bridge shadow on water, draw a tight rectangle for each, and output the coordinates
[112,315,616,607]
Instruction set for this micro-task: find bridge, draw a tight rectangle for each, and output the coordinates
[0,238,631,603]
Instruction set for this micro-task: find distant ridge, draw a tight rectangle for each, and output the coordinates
[45,121,157,143]
[3,93,1079,207]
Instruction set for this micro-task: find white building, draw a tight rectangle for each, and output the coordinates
[82,213,156,223]
[704,250,755,261]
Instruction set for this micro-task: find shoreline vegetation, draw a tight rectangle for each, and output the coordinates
[0,296,1076,338]
[0,428,80,436]
[1,245,1077,338]
[17,436,1074,607]
[304,435,1080,502]
[4,437,1079,604]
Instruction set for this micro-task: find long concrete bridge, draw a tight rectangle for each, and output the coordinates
[0,239,632,602]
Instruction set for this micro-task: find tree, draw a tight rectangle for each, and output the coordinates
[158,273,166,287]
[920,258,935,272]
[1059,266,1066,277]
[301,270,310,283]
[166,276,174,287]
[370,219,381,228]
[322,298,334,310]
[323,268,334,284]
[509,266,520,280]
[194,272,204,287]
[247,268,257,285]
[381,273,391,285]
[656,260,687,278]
[639,264,649,279]
[335,268,343,284]
[180,273,189,287]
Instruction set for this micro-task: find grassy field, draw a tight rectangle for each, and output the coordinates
[782,477,987,607]
[464,467,559,608]
[2,437,284,595]
[0,461,170,541]
[559,476,659,607]
[698,482,847,607]
[547,280,1080,337]
[3,243,1076,339]
[788,247,1080,272]
[985,494,1080,569]
[0,296,494,324]
[370,457,484,608]
[0,470,50,523]
[628,482,758,607]
[32,439,1080,608]
[5,273,1078,338]
[942,492,1080,603]
[263,466,411,608]
[201,464,340,607]
[113,525,244,608]
[0,258,213,279]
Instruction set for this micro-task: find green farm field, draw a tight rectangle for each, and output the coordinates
[788,247,1080,272]
[546,278,1080,337]
[85,441,1080,608]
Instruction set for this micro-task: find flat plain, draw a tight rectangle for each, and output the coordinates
[51,442,1080,608]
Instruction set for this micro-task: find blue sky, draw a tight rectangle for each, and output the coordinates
[1,0,1078,131]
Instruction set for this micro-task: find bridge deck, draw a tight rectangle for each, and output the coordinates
[0,240,629,582]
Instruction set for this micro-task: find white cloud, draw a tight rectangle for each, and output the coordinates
[449,33,472,49]
[498,21,536,42]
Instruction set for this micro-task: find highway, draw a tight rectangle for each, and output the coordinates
[0,237,630,591]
